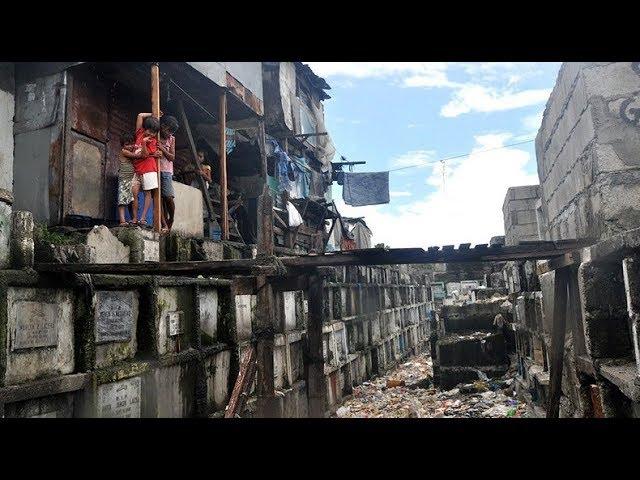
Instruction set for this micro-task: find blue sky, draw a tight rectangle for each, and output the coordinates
[306,62,561,248]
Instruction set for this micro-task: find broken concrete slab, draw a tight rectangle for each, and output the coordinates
[85,225,130,264]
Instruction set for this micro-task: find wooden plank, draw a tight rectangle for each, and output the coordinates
[151,63,162,233]
[306,270,326,417]
[219,90,229,241]
[176,100,215,221]
[224,346,256,418]
[547,266,570,418]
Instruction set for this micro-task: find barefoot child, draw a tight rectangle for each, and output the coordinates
[133,113,162,226]
[118,133,144,225]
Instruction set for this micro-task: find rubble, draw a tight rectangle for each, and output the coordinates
[334,354,527,418]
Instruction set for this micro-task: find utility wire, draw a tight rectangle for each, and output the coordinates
[388,138,535,173]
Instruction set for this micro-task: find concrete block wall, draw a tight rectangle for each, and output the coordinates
[433,299,510,389]
[503,185,541,246]
[323,265,430,412]
[506,226,640,417]
[536,62,640,242]
[0,271,236,418]
[238,265,431,417]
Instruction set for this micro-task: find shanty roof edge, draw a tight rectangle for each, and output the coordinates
[295,62,331,100]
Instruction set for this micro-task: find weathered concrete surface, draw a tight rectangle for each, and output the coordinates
[0,202,11,269]
[536,62,640,241]
[171,182,204,238]
[153,363,196,418]
[85,226,130,264]
[3,391,75,418]
[96,376,142,418]
[4,287,74,385]
[112,226,159,263]
[155,287,193,356]
[198,288,219,343]
[9,211,34,269]
[235,294,255,342]
[503,185,541,246]
[94,290,139,369]
[204,350,231,412]
[578,261,631,358]
[0,63,13,269]
[440,302,502,333]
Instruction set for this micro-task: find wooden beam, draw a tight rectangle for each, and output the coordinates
[306,269,326,417]
[219,90,229,241]
[151,63,162,233]
[34,242,590,277]
[547,266,570,418]
[255,275,279,417]
[176,100,215,222]
[224,345,256,418]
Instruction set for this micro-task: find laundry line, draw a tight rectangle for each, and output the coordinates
[388,138,536,173]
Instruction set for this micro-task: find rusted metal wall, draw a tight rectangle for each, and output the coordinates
[13,69,67,225]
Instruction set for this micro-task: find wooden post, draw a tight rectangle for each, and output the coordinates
[254,117,278,417]
[256,119,273,256]
[151,63,162,233]
[176,100,215,222]
[219,90,229,241]
[307,269,327,417]
[255,275,279,417]
[547,266,569,418]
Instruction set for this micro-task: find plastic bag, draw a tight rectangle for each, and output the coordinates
[286,201,303,228]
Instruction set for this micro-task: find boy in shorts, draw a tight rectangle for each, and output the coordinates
[133,113,162,226]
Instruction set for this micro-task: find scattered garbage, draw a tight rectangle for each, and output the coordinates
[332,353,528,419]
[386,379,406,388]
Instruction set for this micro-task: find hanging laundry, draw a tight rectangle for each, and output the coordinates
[289,155,311,200]
[342,171,390,206]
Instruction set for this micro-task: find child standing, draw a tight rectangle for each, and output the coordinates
[134,113,162,226]
[117,133,144,225]
[157,115,179,233]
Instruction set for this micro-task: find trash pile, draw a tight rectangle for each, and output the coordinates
[334,354,527,418]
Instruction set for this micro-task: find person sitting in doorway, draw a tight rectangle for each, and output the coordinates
[133,113,162,227]
[157,115,179,234]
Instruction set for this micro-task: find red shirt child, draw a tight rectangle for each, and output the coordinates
[134,127,159,175]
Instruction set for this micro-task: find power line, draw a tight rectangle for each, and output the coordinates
[388,138,536,173]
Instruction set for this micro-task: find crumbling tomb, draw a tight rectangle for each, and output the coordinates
[2,62,640,418]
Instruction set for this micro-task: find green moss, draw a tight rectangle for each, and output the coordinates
[33,223,81,246]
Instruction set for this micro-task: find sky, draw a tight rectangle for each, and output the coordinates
[305,62,561,248]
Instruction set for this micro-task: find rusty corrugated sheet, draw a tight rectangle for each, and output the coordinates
[69,68,109,143]
[226,72,263,116]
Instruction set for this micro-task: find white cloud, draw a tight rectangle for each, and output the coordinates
[307,62,556,118]
[306,62,450,82]
[391,150,436,168]
[335,133,539,248]
[440,85,551,118]
[390,191,412,197]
